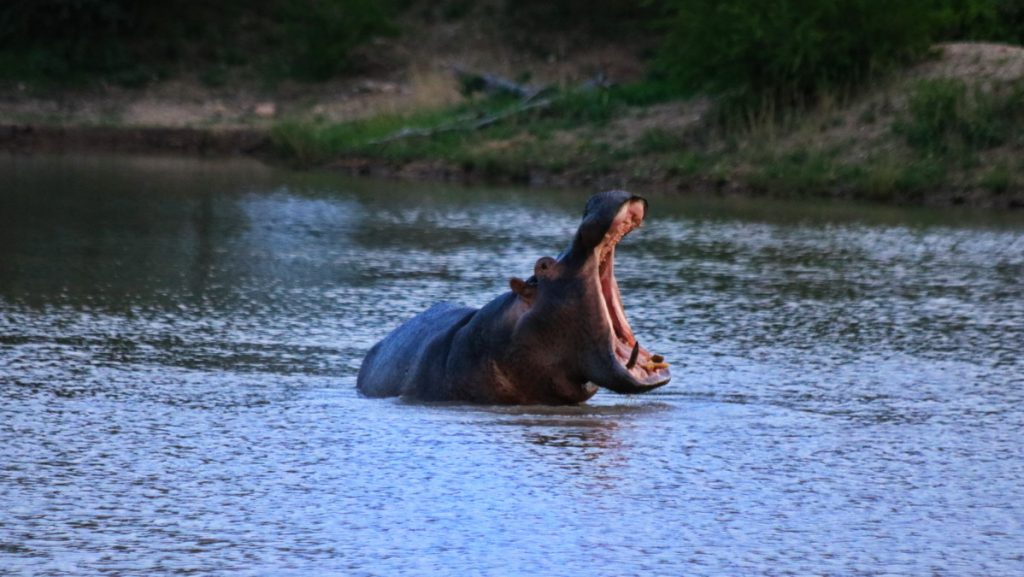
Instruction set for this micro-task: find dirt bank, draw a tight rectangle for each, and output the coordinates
[2,43,1023,209]
[0,124,268,155]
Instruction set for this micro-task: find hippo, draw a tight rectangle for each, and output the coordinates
[356,190,671,404]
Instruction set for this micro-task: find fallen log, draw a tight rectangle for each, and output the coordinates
[451,67,548,101]
[367,69,610,145]
[368,98,553,145]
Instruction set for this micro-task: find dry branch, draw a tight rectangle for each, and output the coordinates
[368,98,553,145]
[366,69,610,146]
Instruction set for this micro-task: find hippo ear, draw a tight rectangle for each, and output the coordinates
[509,277,536,302]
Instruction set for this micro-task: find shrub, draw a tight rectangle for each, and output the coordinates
[747,148,845,195]
[634,128,682,154]
[0,0,398,85]
[980,163,1013,193]
[937,0,1024,45]
[897,79,968,153]
[279,0,397,81]
[501,0,656,36]
[896,78,1024,154]
[655,0,942,109]
[543,89,623,125]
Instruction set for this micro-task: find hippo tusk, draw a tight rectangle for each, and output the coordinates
[626,341,640,369]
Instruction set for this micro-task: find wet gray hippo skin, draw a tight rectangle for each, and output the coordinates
[356,190,671,404]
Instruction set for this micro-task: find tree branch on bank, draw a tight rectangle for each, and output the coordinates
[451,67,549,101]
[368,98,553,145]
[366,69,612,146]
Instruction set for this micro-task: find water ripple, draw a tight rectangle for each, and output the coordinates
[1,154,1022,576]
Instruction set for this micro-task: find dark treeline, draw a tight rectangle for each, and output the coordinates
[656,0,1024,109]
[0,0,397,83]
[0,0,1022,99]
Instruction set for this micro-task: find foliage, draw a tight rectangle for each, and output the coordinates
[895,79,1024,155]
[655,0,942,109]
[271,84,676,167]
[852,157,946,201]
[0,0,398,85]
[980,162,1013,193]
[543,89,622,125]
[501,0,656,35]
[747,149,846,195]
[634,128,682,154]
[279,0,397,81]
[5,0,1021,90]
[936,0,1024,45]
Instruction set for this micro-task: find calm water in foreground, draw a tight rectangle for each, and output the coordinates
[1,154,1023,576]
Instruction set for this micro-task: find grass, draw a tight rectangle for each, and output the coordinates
[745,149,847,196]
[270,85,654,173]
[266,74,1023,204]
[895,78,1024,156]
[734,146,931,202]
[272,107,463,165]
[852,157,946,202]
[981,163,1013,194]
[0,1,398,87]
[634,128,682,155]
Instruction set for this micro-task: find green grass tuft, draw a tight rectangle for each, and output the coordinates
[896,79,1024,156]
[634,128,682,155]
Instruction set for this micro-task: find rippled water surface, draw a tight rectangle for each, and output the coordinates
[2,154,1023,576]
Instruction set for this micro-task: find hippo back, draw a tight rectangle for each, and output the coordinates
[356,302,476,399]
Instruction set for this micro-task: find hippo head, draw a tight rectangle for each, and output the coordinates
[511,191,671,397]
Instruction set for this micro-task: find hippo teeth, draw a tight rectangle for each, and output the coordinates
[626,341,640,369]
[597,200,670,381]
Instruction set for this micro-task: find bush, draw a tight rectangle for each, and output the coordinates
[501,0,656,36]
[898,79,968,153]
[543,89,622,125]
[0,0,398,85]
[895,78,1024,154]
[655,0,942,109]
[279,0,397,81]
[937,0,1024,45]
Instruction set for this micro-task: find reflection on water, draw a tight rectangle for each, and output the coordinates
[2,153,1023,576]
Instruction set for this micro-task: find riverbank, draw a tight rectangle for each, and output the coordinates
[0,125,267,155]
[2,42,1023,209]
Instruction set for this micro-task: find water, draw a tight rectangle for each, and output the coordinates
[1,153,1022,576]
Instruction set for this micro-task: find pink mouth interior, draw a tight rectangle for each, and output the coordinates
[596,201,670,380]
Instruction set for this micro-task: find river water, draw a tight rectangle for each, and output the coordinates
[1,154,1022,576]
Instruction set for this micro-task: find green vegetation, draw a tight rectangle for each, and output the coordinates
[270,80,691,169]
[702,80,1024,202]
[501,0,657,39]
[268,70,1024,204]
[280,0,398,81]
[896,78,1024,155]
[709,142,951,204]
[980,162,1014,194]
[0,0,398,85]
[3,0,1024,206]
[655,0,940,113]
[271,88,630,171]
[939,0,1024,45]
[650,0,1024,121]
[1,0,1018,91]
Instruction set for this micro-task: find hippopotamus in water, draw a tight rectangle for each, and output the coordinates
[357,190,671,404]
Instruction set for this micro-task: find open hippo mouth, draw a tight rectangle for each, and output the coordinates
[594,199,671,391]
